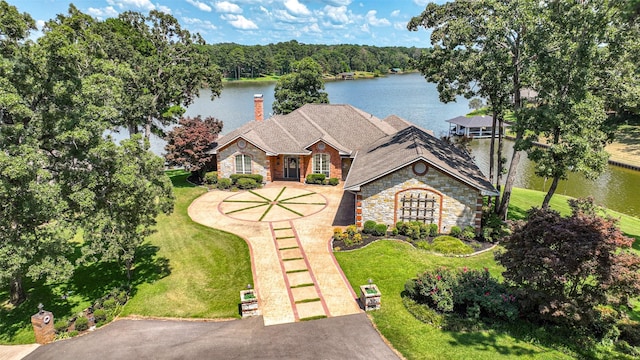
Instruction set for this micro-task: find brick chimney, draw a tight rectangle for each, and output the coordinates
[254,94,264,121]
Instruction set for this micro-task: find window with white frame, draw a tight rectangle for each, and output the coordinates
[313,153,330,177]
[235,154,252,174]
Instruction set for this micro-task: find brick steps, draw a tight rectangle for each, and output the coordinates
[271,221,329,321]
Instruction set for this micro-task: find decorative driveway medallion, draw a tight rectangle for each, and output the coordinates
[220,187,327,222]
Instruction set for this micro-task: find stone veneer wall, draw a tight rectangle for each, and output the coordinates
[358,164,480,232]
[217,139,269,181]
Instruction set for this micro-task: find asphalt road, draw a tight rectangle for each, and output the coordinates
[24,314,399,360]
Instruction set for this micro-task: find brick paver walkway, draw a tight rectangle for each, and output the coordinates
[188,182,361,326]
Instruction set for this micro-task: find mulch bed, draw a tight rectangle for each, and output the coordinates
[332,233,495,253]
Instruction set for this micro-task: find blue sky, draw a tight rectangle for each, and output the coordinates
[8,0,441,47]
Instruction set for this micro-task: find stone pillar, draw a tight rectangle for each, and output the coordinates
[31,305,55,344]
[240,290,259,317]
[359,284,381,311]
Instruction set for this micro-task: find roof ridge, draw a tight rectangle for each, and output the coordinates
[272,117,303,149]
[411,126,424,156]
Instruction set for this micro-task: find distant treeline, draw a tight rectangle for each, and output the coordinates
[205,40,426,79]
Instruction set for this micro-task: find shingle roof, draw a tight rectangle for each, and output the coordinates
[343,126,499,196]
[213,104,397,155]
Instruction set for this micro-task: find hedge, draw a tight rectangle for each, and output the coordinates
[306,173,326,184]
[230,173,263,184]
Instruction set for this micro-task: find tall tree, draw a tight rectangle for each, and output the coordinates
[98,10,223,139]
[272,57,329,115]
[409,0,535,217]
[80,136,174,281]
[164,115,223,181]
[0,3,123,304]
[519,0,624,207]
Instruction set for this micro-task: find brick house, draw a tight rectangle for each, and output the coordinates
[211,95,498,231]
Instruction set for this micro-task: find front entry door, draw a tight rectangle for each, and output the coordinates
[284,156,299,179]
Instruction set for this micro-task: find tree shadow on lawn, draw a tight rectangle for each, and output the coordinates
[445,330,540,357]
[0,244,170,343]
[166,170,196,188]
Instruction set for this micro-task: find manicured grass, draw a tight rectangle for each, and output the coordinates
[335,241,570,360]
[507,187,640,253]
[335,187,640,360]
[121,170,253,318]
[0,170,252,344]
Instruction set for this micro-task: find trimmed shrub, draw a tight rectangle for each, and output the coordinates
[450,226,462,238]
[429,223,439,237]
[54,319,69,334]
[305,173,326,184]
[390,227,398,236]
[405,267,518,322]
[363,220,377,234]
[462,226,476,240]
[102,298,117,311]
[430,236,474,255]
[230,174,263,185]
[93,308,107,323]
[328,177,339,186]
[373,223,388,236]
[74,316,89,332]
[236,177,258,189]
[345,225,358,237]
[204,171,218,185]
[217,178,232,189]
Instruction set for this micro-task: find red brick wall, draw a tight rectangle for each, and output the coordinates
[304,142,341,180]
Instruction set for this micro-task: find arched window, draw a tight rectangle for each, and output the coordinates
[313,153,330,177]
[235,154,252,174]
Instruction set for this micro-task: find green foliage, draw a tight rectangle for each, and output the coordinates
[273,57,329,115]
[405,267,455,312]
[305,173,325,184]
[204,171,218,185]
[363,220,377,234]
[333,225,363,247]
[328,177,339,186]
[92,309,107,323]
[74,316,89,332]
[236,178,258,190]
[454,268,518,321]
[405,267,517,321]
[230,174,263,184]
[217,178,232,189]
[461,226,476,240]
[396,221,431,240]
[391,227,399,236]
[54,319,69,334]
[449,226,462,238]
[345,225,357,237]
[429,223,439,237]
[481,210,510,243]
[373,223,388,236]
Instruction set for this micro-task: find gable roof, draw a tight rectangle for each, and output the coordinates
[213,104,398,156]
[343,126,499,196]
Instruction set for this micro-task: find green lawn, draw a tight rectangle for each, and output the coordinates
[335,187,640,360]
[0,170,253,344]
[121,170,253,318]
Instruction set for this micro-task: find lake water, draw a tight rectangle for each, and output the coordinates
[131,72,639,218]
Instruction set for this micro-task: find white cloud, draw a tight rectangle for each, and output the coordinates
[221,14,258,29]
[36,20,46,30]
[182,16,217,30]
[322,0,352,5]
[107,0,155,10]
[214,1,243,13]
[324,5,349,24]
[284,0,311,16]
[413,0,430,6]
[391,10,400,17]
[186,0,212,12]
[157,4,172,13]
[303,23,322,33]
[365,10,390,26]
[393,21,407,30]
[272,9,310,23]
[87,6,119,17]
